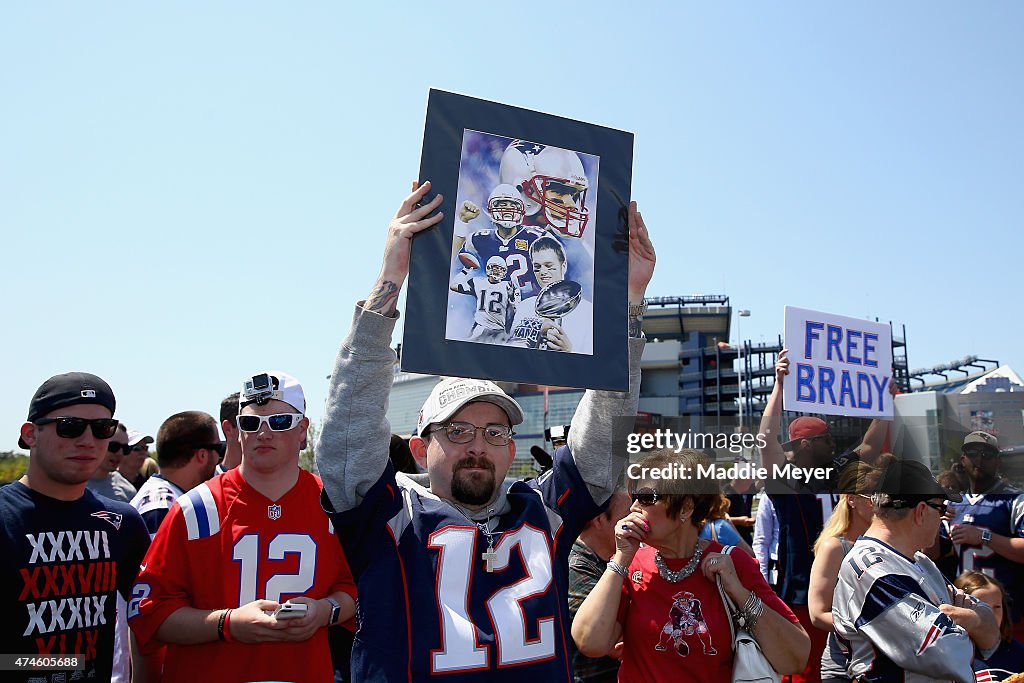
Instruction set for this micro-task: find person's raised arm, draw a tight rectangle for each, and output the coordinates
[854,380,897,463]
[757,349,789,471]
[316,182,444,512]
[568,202,655,505]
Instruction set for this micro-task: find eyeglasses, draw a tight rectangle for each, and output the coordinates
[923,500,948,514]
[34,417,119,440]
[236,413,304,433]
[107,442,132,456]
[631,487,663,506]
[963,448,998,461]
[430,422,514,446]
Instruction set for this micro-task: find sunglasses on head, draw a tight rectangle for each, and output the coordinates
[107,442,132,455]
[34,417,119,440]
[236,413,303,433]
[631,487,663,506]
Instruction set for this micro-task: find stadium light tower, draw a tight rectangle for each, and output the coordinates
[737,309,751,430]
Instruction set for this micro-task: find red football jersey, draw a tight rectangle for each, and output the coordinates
[129,468,355,683]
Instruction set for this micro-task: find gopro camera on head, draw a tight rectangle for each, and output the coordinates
[243,373,275,406]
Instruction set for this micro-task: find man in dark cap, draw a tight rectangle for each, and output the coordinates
[833,458,998,683]
[1,372,150,683]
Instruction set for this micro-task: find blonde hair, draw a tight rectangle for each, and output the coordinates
[813,462,881,555]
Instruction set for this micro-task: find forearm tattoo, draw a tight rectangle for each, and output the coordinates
[366,280,400,316]
[628,312,643,339]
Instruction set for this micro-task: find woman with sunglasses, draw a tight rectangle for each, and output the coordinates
[572,449,809,683]
[807,461,885,683]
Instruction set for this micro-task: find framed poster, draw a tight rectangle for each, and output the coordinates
[402,90,634,391]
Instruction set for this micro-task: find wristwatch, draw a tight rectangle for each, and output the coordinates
[628,301,648,317]
[326,596,341,626]
[980,529,992,546]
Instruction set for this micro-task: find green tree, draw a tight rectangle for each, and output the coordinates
[300,420,319,475]
[0,451,29,484]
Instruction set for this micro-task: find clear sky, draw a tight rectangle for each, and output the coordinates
[3,2,1021,451]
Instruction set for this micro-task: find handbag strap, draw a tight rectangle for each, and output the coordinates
[715,545,738,642]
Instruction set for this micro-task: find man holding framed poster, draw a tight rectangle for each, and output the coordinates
[316,180,655,682]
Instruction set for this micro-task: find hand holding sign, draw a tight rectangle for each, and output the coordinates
[783,306,894,419]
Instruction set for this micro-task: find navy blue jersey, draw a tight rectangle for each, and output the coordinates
[948,485,1024,620]
[328,447,602,682]
[0,482,150,683]
[461,227,547,299]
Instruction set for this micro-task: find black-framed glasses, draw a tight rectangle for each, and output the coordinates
[631,487,663,506]
[963,448,998,461]
[107,442,132,455]
[34,417,119,440]
[431,422,514,446]
[236,413,304,433]
[923,500,948,514]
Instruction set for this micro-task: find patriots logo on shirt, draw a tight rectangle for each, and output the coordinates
[631,570,643,584]
[916,612,961,654]
[92,510,124,530]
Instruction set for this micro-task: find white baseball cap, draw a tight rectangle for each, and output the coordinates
[127,429,154,448]
[416,377,523,437]
[240,371,306,414]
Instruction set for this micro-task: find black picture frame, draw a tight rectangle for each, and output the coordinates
[402,89,634,391]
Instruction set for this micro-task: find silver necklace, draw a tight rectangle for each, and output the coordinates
[655,541,703,583]
[453,503,500,573]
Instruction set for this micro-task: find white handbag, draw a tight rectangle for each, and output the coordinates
[715,545,781,683]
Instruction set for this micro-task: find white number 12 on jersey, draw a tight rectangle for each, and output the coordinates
[428,525,555,673]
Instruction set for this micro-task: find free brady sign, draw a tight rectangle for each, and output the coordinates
[783,306,893,419]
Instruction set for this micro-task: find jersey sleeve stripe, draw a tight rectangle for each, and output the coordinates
[179,484,220,540]
[854,573,930,628]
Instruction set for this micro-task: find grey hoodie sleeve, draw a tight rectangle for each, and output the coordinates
[566,336,645,507]
[315,304,399,513]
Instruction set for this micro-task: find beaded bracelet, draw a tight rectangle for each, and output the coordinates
[606,560,629,578]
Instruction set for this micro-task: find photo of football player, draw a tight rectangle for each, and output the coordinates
[507,236,593,354]
[499,141,590,238]
[455,184,548,300]
[445,131,597,351]
[450,255,521,345]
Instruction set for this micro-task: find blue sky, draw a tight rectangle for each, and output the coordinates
[3,2,1021,450]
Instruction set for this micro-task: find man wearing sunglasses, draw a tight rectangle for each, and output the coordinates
[316,182,655,682]
[129,371,357,683]
[945,431,1024,639]
[130,411,223,538]
[86,422,139,502]
[3,372,150,683]
[833,459,999,683]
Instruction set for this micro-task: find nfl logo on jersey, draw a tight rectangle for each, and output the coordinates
[267,504,282,520]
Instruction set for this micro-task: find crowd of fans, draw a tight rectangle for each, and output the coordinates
[3,185,1022,683]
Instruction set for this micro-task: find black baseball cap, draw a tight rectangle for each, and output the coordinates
[19,372,117,448]
[876,458,963,507]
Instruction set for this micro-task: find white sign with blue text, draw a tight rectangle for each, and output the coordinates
[783,306,893,420]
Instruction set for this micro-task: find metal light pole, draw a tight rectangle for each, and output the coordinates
[737,310,751,431]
